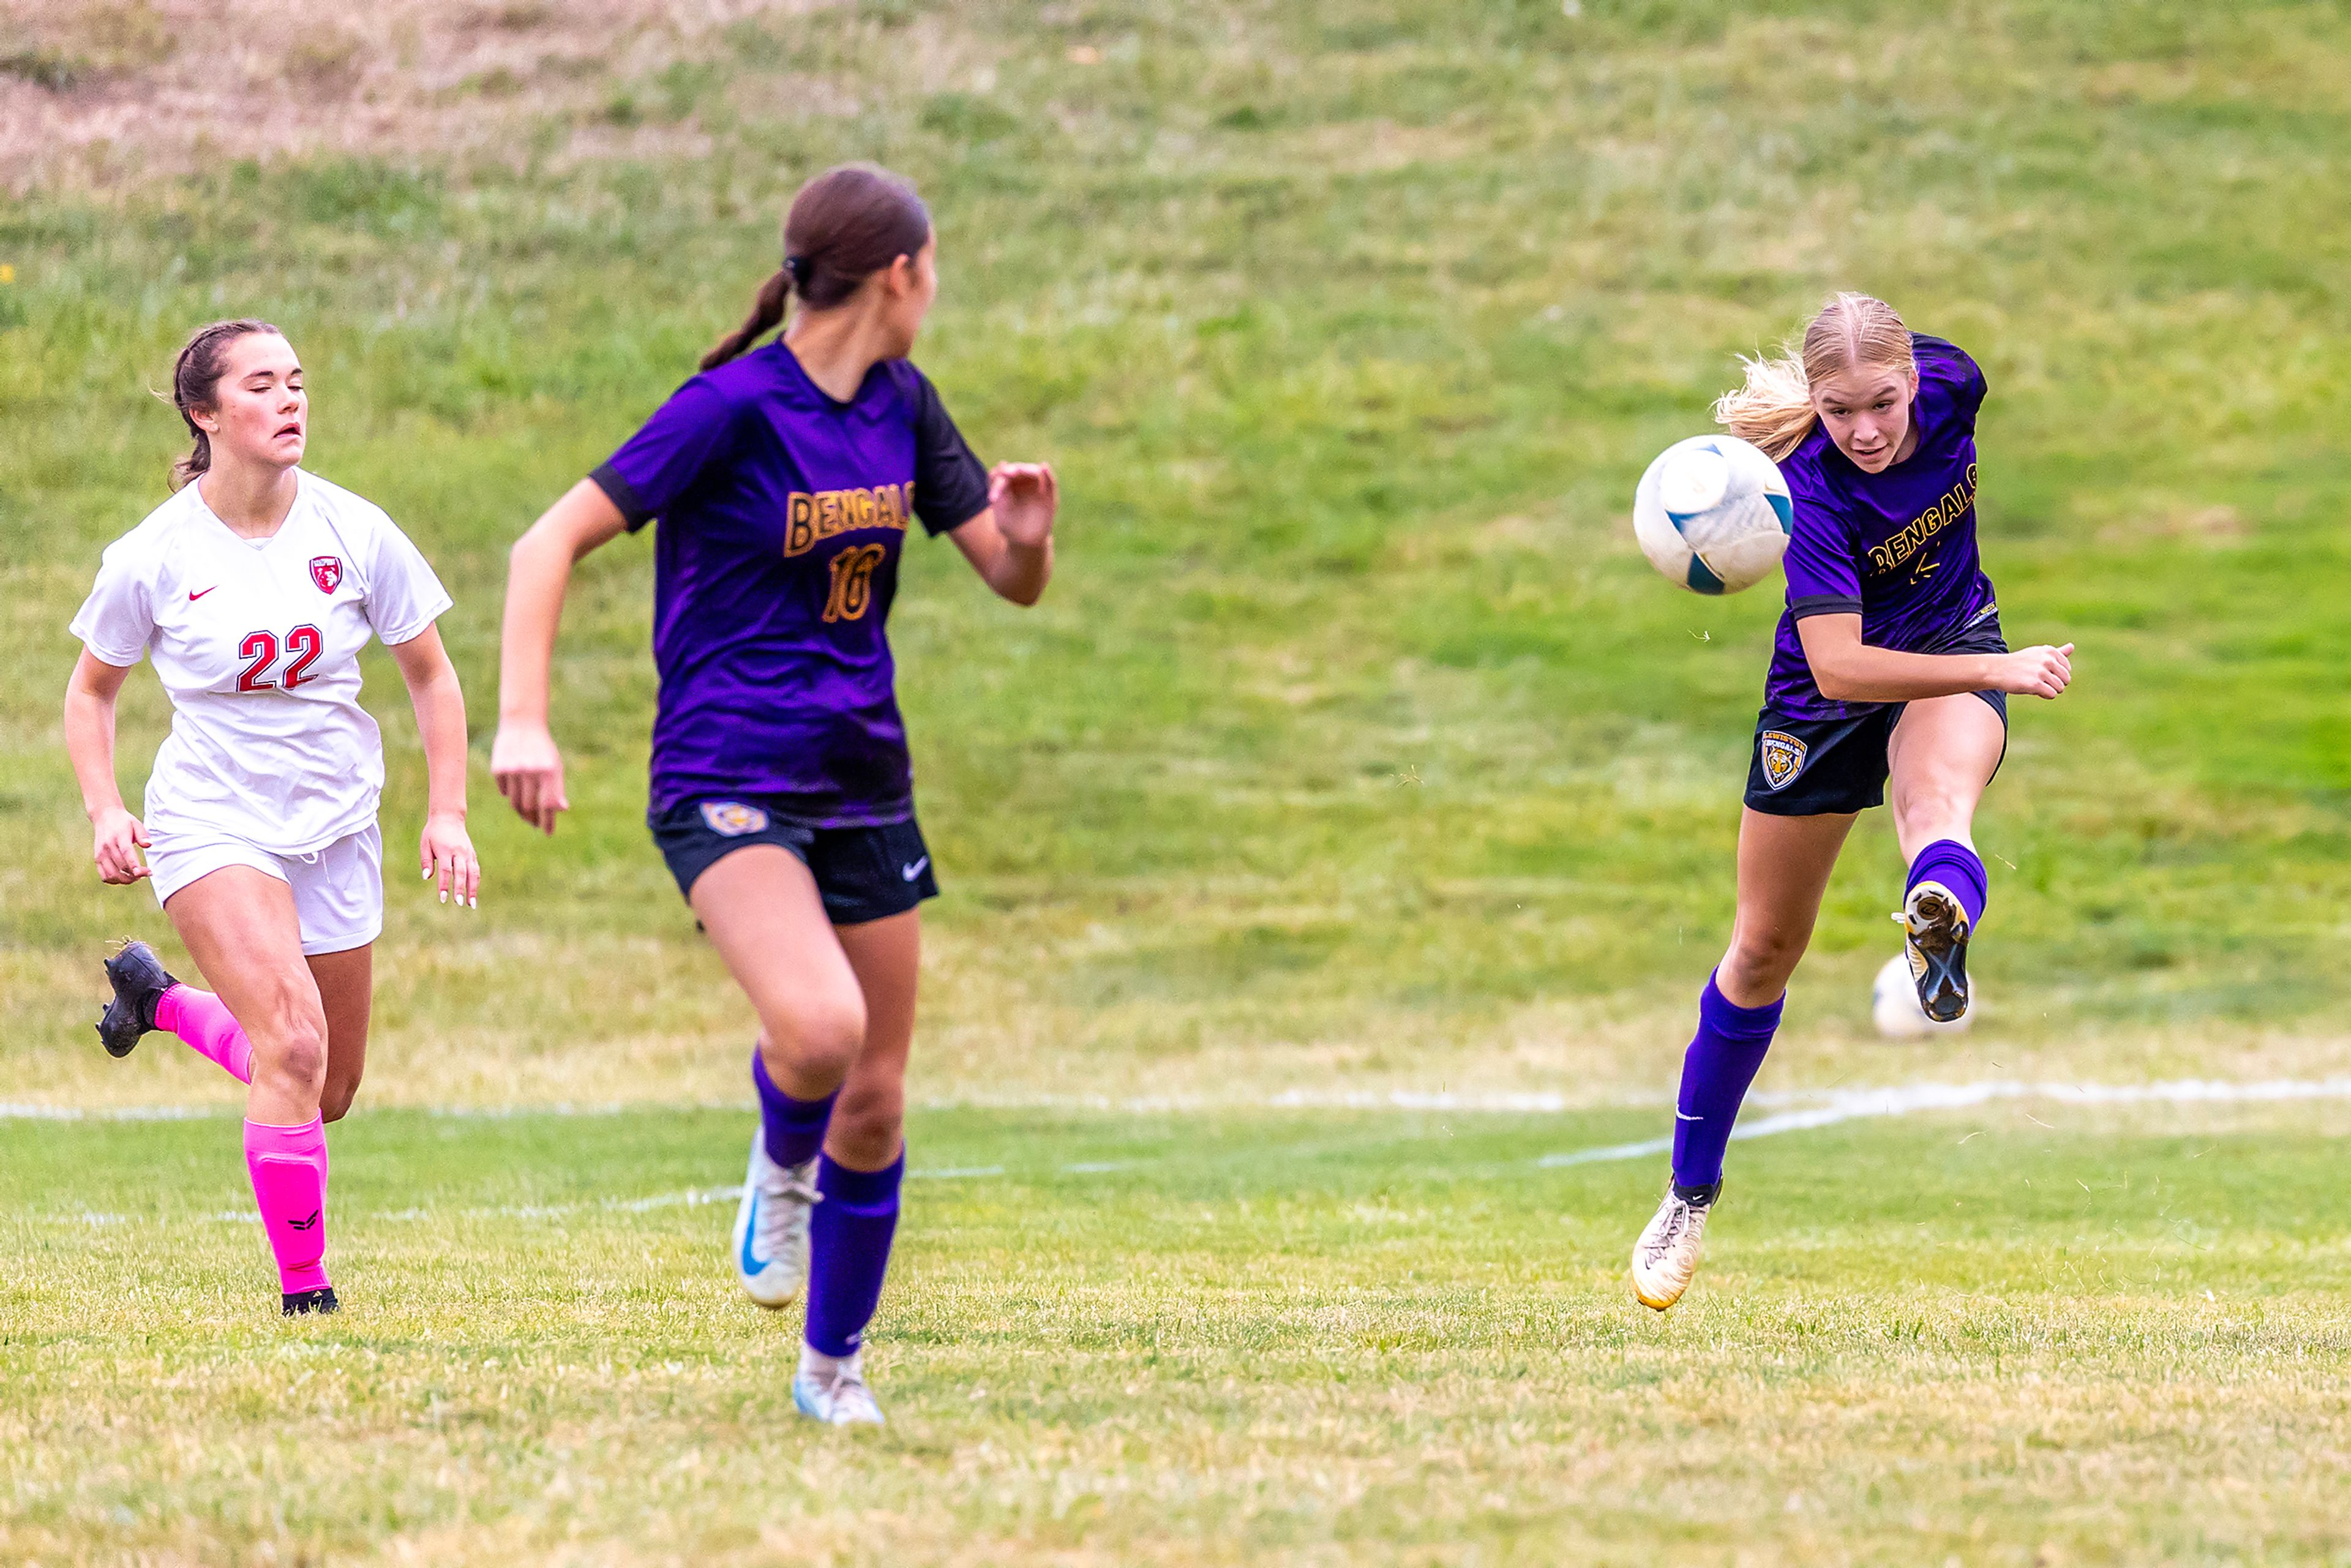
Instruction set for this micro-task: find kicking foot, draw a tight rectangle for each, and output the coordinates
[1898,881,1972,1024]
[95,940,177,1059]
[793,1356,885,1427]
[732,1128,820,1308]
[1631,1183,1719,1311]
[282,1286,340,1316]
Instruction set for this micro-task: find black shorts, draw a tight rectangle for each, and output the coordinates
[650,800,939,925]
[1744,621,2011,817]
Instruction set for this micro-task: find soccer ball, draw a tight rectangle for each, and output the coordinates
[1632,434,1793,594]
[1871,952,1973,1040]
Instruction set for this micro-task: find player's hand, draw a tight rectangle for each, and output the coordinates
[1990,643,2074,700]
[91,806,151,885]
[490,722,569,836]
[420,810,480,909]
[988,462,1058,549]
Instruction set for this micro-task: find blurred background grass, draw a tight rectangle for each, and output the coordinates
[4,0,2349,1109]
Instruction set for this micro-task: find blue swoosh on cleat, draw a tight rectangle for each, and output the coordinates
[740,1192,767,1275]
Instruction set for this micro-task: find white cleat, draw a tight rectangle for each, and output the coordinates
[793,1360,886,1427]
[731,1128,820,1308]
[1895,880,1973,1024]
[1630,1185,1717,1311]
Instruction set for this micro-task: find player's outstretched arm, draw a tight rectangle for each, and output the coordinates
[948,462,1058,606]
[1797,613,2074,704]
[62,650,151,885]
[492,479,630,836]
[388,623,480,909]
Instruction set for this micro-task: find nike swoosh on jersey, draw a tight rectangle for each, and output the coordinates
[901,857,929,882]
[189,585,219,601]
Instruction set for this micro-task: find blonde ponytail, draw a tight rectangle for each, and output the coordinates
[1713,349,1817,461]
[1715,291,1914,460]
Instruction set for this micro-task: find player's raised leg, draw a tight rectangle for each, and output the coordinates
[167,867,342,1315]
[99,938,367,1108]
[694,846,866,1313]
[1887,693,2006,1023]
[1633,808,1853,1311]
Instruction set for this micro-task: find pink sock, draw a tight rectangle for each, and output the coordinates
[154,984,253,1084]
[244,1117,331,1294]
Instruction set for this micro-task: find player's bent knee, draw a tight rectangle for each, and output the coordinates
[1725,929,1809,992]
[248,988,331,1088]
[1895,783,1963,818]
[759,997,868,1078]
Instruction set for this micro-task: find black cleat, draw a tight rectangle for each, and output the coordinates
[1899,882,1972,1024]
[283,1286,340,1316]
[95,940,178,1059]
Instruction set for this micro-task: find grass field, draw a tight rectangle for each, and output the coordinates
[6,0,2351,1561]
[11,1101,2351,1564]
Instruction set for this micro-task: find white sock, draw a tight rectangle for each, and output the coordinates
[799,1345,861,1382]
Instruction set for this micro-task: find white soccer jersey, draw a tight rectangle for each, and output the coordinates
[70,470,452,856]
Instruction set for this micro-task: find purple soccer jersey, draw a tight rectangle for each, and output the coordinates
[1765,334,2000,719]
[591,342,991,825]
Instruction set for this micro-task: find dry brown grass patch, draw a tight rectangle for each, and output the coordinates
[0,0,843,193]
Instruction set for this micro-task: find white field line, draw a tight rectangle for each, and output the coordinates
[0,1099,762,1123]
[0,1092,1624,1120]
[15,1075,2351,1229]
[14,1075,2351,1127]
[927,1089,1641,1114]
[1535,1076,2351,1168]
[33,1169,1048,1228]
[0,1103,222,1122]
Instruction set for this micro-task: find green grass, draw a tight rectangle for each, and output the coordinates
[7,0,2351,1558]
[6,0,2351,1101]
[7,1105,2351,1564]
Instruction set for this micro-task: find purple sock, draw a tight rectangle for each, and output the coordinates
[1907,839,1987,928]
[805,1152,902,1359]
[751,1048,836,1168]
[1669,972,1785,1195]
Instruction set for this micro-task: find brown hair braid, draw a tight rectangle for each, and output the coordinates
[700,165,933,371]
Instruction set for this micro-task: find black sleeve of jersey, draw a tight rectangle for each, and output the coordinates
[1790,594,1864,620]
[588,463,653,531]
[908,370,992,536]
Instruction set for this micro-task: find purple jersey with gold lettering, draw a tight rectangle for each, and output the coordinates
[1766,334,1998,720]
[590,342,990,825]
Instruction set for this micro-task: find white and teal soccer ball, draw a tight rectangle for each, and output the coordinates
[1872,952,1973,1040]
[1632,434,1793,595]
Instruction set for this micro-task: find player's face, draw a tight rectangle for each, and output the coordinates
[875,235,938,358]
[198,333,307,471]
[1810,365,1917,474]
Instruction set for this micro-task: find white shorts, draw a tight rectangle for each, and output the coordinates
[149,823,384,956]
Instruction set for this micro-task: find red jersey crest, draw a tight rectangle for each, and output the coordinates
[309,556,343,594]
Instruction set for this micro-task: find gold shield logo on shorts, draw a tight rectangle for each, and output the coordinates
[1759,731,1807,792]
[700,801,769,837]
